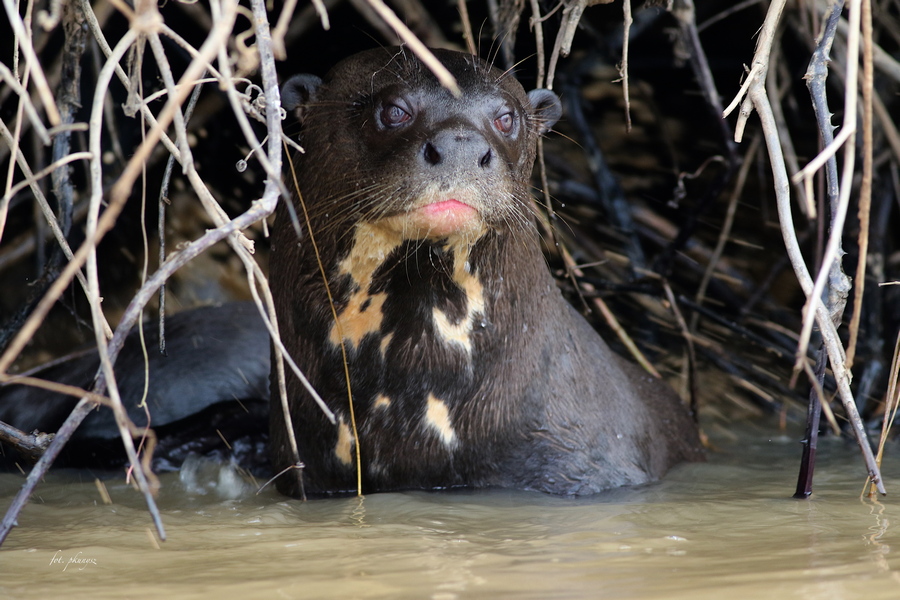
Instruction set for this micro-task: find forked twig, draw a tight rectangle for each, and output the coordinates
[725,0,884,493]
[0,0,316,546]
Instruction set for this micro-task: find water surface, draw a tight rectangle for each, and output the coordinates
[1,421,898,599]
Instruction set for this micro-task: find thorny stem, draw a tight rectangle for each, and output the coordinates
[727,0,884,494]
[794,0,861,378]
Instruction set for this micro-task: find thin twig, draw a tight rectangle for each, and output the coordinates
[845,0,873,370]
[362,0,459,95]
[561,247,661,378]
[662,282,698,418]
[212,0,332,422]
[0,62,51,145]
[458,0,476,56]
[870,331,900,496]
[84,13,163,539]
[619,0,632,131]
[2,0,62,125]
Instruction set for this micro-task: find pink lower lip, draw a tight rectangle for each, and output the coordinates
[421,199,472,214]
[409,198,480,237]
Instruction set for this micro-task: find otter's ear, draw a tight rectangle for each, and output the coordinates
[527,89,562,135]
[281,74,323,123]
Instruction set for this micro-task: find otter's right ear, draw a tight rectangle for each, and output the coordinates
[281,74,323,123]
[527,89,562,135]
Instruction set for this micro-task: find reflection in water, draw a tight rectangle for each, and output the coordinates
[0,422,899,599]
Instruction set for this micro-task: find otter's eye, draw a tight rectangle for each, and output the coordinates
[493,111,514,134]
[380,103,411,127]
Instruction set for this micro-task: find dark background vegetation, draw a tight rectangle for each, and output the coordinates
[2,0,900,467]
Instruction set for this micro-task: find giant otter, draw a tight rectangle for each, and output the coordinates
[269,47,703,497]
[0,48,701,495]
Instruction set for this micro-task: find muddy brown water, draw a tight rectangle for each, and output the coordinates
[1,420,899,600]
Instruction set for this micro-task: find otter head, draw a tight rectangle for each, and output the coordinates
[282,47,561,245]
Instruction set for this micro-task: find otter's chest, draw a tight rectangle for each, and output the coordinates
[301,229,512,488]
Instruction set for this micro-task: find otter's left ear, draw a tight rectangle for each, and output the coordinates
[527,89,562,135]
[281,74,323,123]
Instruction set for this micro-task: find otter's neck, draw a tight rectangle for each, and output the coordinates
[326,222,496,357]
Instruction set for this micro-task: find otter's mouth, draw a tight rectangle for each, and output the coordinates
[412,199,479,235]
[372,196,483,239]
[367,184,490,241]
[405,198,481,238]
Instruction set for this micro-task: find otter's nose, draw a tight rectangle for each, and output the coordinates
[421,130,494,171]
